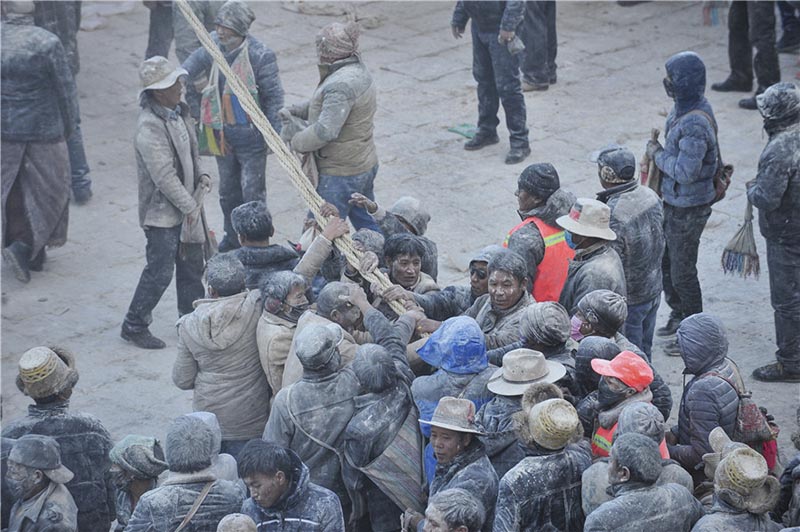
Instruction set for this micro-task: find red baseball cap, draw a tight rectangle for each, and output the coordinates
[591,351,654,392]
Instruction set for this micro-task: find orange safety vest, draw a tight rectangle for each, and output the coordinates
[592,423,671,458]
[503,216,574,302]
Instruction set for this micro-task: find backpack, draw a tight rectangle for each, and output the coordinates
[687,109,734,204]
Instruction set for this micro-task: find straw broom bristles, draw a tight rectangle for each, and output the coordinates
[721,201,760,278]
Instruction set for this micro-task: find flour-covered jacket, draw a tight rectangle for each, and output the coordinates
[464,292,533,350]
[559,243,626,316]
[493,441,592,532]
[240,449,344,532]
[507,188,576,270]
[124,469,243,532]
[135,98,202,229]
[691,497,782,532]
[476,395,524,479]
[291,57,377,177]
[7,481,78,532]
[173,290,269,441]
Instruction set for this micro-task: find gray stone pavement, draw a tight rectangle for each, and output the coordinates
[2,1,798,462]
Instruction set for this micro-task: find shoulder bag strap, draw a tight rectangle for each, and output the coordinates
[174,480,215,532]
[686,109,723,165]
[286,387,342,456]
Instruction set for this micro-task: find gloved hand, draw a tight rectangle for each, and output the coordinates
[646,139,663,159]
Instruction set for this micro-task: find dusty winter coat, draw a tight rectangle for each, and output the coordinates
[747,111,800,244]
[291,57,377,177]
[124,469,243,532]
[240,449,344,532]
[182,33,284,132]
[281,311,369,388]
[691,498,782,532]
[8,481,78,532]
[174,290,269,441]
[1,22,77,142]
[464,292,533,350]
[33,1,81,75]
[476,395,524,479]
[3,402,115,532]
[135,99,202,229]
[231,245,299,290]
[670,318,742,471]
[427,440,499,532]
[263,356,360,503]
[655,53,718,208]
[597,182,664,305]
[581,458,694,515]
[493,441,592,532]
[414,285,476,322]
[508,188,576,270]
[558,243,626,316]
[583,481,703,532]
[451,0,525,33]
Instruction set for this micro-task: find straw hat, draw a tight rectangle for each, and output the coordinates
[487,349,566,396]
[715,447,780,514]
[528,398,580,450]
[16,346,79,400]
[556,198,617,241]
[419,397,483,435]
[702,426,750,480]
[139,56,188,95]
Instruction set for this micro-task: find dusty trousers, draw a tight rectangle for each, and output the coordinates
[661,202,711,320]
[520,0,557,84]
[726,0,781,89]
[767,239,800,373]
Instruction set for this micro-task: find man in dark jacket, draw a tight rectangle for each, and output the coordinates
[505,163,575,301]
[125,416,244,531]
[711,1,781,110]
[646,51,718,340]
[239,441,344,532]
[493,398,590,532]
[451,0,530,165]
[584,433,703,532]
[747,82,800,382]
[3,346,115,532]
[594,145,664,359]
[182,0,284,252]
[1,14,77,283]
[556,198,626,315]
[667,313,744,479]
[228,200,299,289]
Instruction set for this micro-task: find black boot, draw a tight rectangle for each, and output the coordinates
[3,241,31,283]
[752,362,800,383]
[711,76,752,92]
[505,145,531,165]
[656,315,682,337]
[464,132,500,151]
[121,327,166,349]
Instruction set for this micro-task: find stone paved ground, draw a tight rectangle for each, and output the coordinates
[2,1,799,461]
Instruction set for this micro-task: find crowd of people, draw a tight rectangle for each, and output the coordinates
[2,0,800,531]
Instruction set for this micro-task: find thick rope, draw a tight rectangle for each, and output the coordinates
[175,0,406,315]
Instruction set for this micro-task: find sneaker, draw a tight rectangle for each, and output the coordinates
[3,241,31,283]
[664,339,682,357]
[121,327,166,349]
[752,362,800,383]
[464,133,500,151]
[522,80,549,92]
[72,187,93,205]
[656,316,682,337]
[505,145,531,165]
[777,33,800,53]
[711,77,752,93]
[217,235,241,253]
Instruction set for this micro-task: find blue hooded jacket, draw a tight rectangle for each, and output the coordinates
[655,52,719,208]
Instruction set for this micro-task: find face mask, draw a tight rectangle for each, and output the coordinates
[597,378,631,408]
[564,231,577,250]
[570,315,585,341]
[285,302,310,323]
[663,77,675,99]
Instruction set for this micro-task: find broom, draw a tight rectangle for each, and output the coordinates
[721,201,760,278]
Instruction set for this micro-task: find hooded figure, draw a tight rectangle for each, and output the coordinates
[581,402,694,516]
[412,316,497,484]
[669,313,745,475]
[647,51,718,337]
[505,163,576,301]
[747,82,800,383]
[493,398,591,532]
[584,433,703,532]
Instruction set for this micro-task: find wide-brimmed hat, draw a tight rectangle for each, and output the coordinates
[715,447,780,514]
[16,346,79,400]
[527,398,580,450]
[556,198,617,241]
[702,426,750,480]
[591,351,653,392]
[139,56,187,95]
[487,349,566,396]
[419,397,483,435]
[8,434,74,484]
